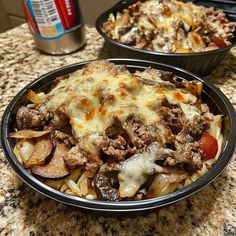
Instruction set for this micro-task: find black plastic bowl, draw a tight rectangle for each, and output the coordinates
[96,0,236,76]
[1,59,236,215]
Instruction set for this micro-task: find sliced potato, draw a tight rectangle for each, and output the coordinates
[31,143,69,179]
[10,129,51,139]
[25,139,53,167]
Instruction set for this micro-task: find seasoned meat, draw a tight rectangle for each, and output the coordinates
[85,162,101,172]
[166,116,210,170]
[163,139,203,170]
[16,106,45,130]
[137,77,175,89]
[175,129,194,144]
[158,106,184,134]
[102,117,136,160]
[124,114,151,148]
[82,149,102,172]
[102,135,136,161]
[134,189,148,200]
[50,130,76,147]
[173,140,202,170]
[94,172,120,201]
[186,115,210,137]
[64,145,87,169]
[100,162,121,173]
[166,115,210,170]
[159,71,175,82]
[49,107,69,129]
[105,117,128,140]
[147,123,174,145]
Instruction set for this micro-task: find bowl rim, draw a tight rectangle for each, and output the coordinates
[1,58,236,212]
[95,0,236,58]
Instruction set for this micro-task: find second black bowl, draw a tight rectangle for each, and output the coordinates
[96,0,236,76]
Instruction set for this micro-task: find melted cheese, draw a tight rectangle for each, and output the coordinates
[141,0,205,29]
[118,143,163,198]
[40,61,197,139]
[179,103,200,120]
[139,0,205,51]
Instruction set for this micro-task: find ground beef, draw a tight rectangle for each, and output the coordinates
[147,123,174,145]
[82,149,102,172]
[186,115,210,137]
[158,106,184,134]
[159,73,187,89]
[100,162,121,173]
[163,139,203,170]
[159,71,175,82]
[49,107,69,129]
[64,145,87,169]
[16,106,45,130]
[124,114,151,148]
[50,130,76,147]
[102,117,137,161]
[85,162,101,172]
[105,117,129,140]
[175,129,194,144]
[102,135,136,161]
[173,140,202,170]
[165,115,210,170]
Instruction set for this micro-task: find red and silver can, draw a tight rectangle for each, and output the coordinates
[22,0,86,55]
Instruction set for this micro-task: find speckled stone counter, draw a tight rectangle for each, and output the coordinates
[0,24,236,236]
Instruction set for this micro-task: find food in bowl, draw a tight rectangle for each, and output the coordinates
[10,60,223,201]
[102,0,236,53]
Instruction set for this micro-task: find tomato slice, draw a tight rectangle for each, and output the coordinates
[211,37,227,48]
[200,132,218,160]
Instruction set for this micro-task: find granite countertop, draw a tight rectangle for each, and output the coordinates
[0,24,236,236]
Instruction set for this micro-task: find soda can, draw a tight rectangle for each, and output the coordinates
[22,0,86,55]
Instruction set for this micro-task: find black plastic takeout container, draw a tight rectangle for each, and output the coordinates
[1,59,236,216]
[96,0,236,76]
